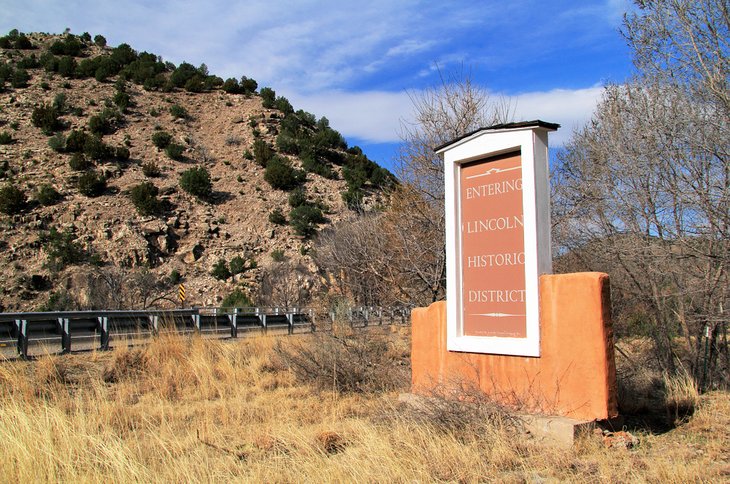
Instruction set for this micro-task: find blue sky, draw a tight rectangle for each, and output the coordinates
[1,0,635,172]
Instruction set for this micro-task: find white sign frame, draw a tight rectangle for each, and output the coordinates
[437,124,554,356]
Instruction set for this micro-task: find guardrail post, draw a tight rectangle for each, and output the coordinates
[98,316,109,350]
[149,315,159,335]
[287,312,294,335]
[310,309,316,333]
[262,312,267,334]
[58,317,70,353]
[229,309,238,338]
[348,308,353,327]
[192,314,201,333]
[364,307,369,327]
[15,319,28,359]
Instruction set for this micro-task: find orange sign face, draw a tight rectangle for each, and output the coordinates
[460,151,526,338]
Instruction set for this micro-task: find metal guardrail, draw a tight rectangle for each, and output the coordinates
[0,307,314,359]
[0,306,413,359]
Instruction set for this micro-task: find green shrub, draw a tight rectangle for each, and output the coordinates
[141,161,161,177]
[288,187,307,207]
[342,187,364,210]
[169,269,181,284]
[289,204,325,238]
[93,34,107,47]
[229,256,247,275]
[0,131,13,145]
[269,208,287,225]
[129,181,161,216]
[271,249,286,262]
[151,131,172,149]
[42,228,85,270]
[35,184,62,206]
[113,90,131,111]
[83,135,114,161]
[260,87,275,108]
[88,108,120,135]
[180,166,212,199]
[165,142,185,160]
[220,289,253,308]
[69,153,92,171]
[169,104,189,119]
[65,130,89,152]
[0,183,26,214]
[252,139,273,167]
[114,145,130,160]
[38,290,76,311]
[211,259,231,280]
[48,133,66,152]
[240,76,258,95]
[31,103,62,135]
[58,56,77,78]
[11,68,30,88]
[77,170,106,197]
[264,156,304,190]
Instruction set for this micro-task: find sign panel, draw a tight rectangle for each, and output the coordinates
[438,122,556,357]
[460,151,526,338]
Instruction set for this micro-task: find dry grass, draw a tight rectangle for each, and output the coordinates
[0,330,728,482]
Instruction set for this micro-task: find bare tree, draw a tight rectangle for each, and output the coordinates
[553,0,729,388]
[315,70,513,308]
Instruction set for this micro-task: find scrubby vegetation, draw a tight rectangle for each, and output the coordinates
[179,166,212,200]
[0,329,726,481]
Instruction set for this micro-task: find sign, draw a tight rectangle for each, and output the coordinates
[437,121,558,356]
[178,284,186,303]
[460,151,526,338]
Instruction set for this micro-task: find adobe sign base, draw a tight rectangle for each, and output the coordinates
[411,272,619,421]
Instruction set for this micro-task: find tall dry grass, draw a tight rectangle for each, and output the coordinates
[0,330,727,482]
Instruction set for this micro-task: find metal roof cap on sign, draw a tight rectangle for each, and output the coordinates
[434,120,560,154]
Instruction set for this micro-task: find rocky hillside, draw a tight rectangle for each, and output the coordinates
[0,30,394,311]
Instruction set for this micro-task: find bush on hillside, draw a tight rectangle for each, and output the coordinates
[169,104,189,120]
[269,208,287,225]
[42,227,86,270]
[0,131,13,145]
[180,166,212,200]
[229,255,247,275]
[165,143,185,160]
[31,103,63,135]
[211,259,231,280]
[65,130,90,152]
[129,181,161,216]
[83,136,114,161]
[260,87,275,108]
[264,156,304,191]
[69,153,92,171]
[252,139,273,167]
[151,131,172,149]
[221,289,253,308]
[77,170,106,197]
[93,34,106,47]
[0,183,26,214]
[35,184,62,206]
[141,161,161,177]
[11,68,30,88]
[240,76,258,94]
[289,204,325,238]
[288,187,307,208]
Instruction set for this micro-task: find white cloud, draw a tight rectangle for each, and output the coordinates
[512,86,605,145]
[289,85,605,146]
[288,90,414,144]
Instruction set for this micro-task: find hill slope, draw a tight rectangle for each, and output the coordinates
[0,30,394,311]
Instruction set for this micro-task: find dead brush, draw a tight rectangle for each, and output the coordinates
[272,326,408,393]
[394,382,524,442]
[102,346,147,383]
[663,369,699,423]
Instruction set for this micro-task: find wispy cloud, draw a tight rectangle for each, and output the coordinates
[290,85,605,146]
